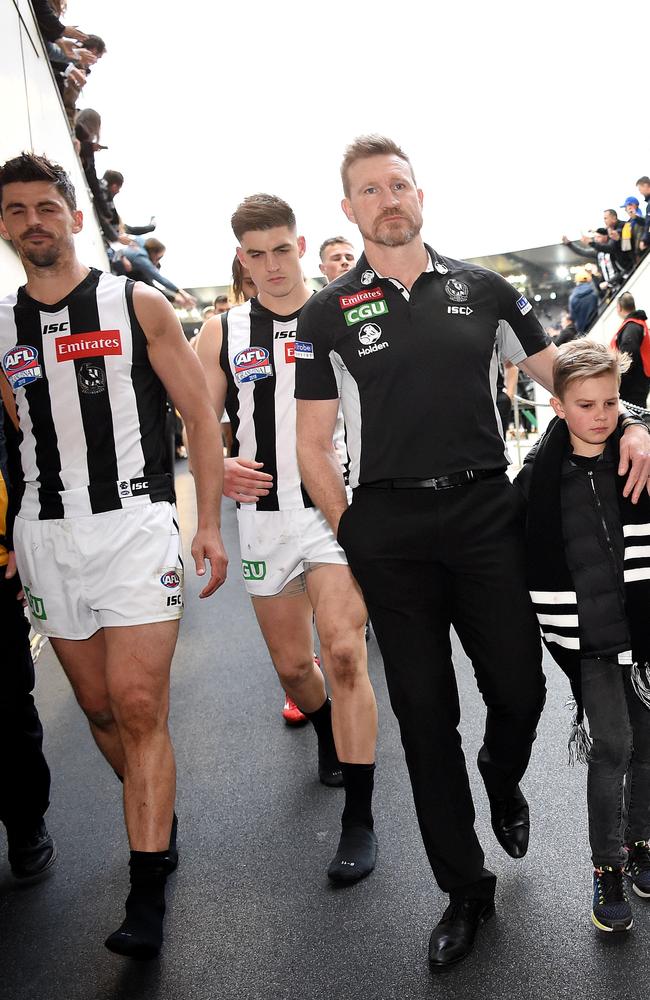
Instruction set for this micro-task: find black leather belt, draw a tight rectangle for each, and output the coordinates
[363,469,504,490]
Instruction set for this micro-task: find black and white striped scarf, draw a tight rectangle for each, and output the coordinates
[523,417,650,731]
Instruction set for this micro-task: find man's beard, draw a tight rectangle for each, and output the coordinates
[18,230,63,268]
[363,211,423,248]
[22,243,62,268]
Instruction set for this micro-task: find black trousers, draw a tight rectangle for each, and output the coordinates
[338,476,545,897]
[0,568,51,831]
[581,658,650,868]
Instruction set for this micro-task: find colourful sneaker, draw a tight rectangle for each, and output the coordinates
[282,694,308,726]
[625,840,650,898]
[592,866,633,932]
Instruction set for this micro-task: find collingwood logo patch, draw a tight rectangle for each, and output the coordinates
[444,278,469,303]
[77,362,106,394]
[360,269,375,285]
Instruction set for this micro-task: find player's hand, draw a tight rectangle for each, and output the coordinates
[223,457,273,502]
[191,528,228,598]
[619,423,650,503]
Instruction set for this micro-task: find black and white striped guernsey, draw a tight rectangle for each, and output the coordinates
[0,268,173,519]
[220,297,348,512]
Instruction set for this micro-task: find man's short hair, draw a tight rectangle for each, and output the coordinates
[231,194,296,241]
[553,339,629,399]
[604,208,618,218]
[214,294,229,306]
[618,291,636,314]
[83,34,106,54]
[144,237,165,256]
[636,176,650,186]
[340,134,415,197]
[0,152,77,214]
[319,236,353,260]
[103,169,124,188]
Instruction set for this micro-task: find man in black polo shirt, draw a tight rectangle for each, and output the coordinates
[294,135,650,972]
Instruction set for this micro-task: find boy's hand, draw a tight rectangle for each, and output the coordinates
[619,424,650,502]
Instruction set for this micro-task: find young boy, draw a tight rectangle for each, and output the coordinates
[516,339,650,934]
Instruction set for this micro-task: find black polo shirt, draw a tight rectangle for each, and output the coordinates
[295,244,550,486]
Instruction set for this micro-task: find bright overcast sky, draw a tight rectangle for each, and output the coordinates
[66,0,648,290]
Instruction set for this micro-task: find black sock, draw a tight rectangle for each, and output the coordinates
[341,762,375,830]
[105,850,168,959]
[306,698,338,764]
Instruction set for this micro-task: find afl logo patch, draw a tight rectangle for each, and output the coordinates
[2,345,43,389]
[360,269,375,285]
[161,570,181,589]
[444,278,469,303]
[358,323,382,346]
[233,346,273,383]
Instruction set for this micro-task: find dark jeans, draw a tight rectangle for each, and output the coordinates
[581,657,650,868]
[0,568,51,832]
[338,476,545,897]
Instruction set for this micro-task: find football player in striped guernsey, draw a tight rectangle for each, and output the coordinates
[197,194,379,885]
[0,153,228,959]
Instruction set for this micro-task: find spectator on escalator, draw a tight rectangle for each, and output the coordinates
[604,208,632,277]
[611,292,650,411]
[99,170,156,238]
[562,229,623,298]
[32,0,87,56]
[123,237,197,309]
[568,268,599,334]
[636,176,650,253]
[62,34,107,128]
[554,310,580,346]
[620,197,645,269]
[74,109,119,243]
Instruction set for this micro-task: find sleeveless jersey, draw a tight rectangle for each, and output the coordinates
[220,297,347,512]
[0,268,173,519]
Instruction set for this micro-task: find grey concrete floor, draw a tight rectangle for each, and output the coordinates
[1,463,649,1000]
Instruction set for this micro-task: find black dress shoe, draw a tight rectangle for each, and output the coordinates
[489,786,529,858]
[7,819,57,881]
[428,897,495,971]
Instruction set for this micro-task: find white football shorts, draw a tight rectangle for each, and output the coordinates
[14,501,184,639]
[237,505,348,597]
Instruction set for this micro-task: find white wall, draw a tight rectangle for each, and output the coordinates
[0,0,108,291]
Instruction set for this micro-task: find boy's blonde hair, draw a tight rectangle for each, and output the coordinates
[552,339,630,399]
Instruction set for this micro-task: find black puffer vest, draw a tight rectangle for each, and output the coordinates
[515,417,650,714]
